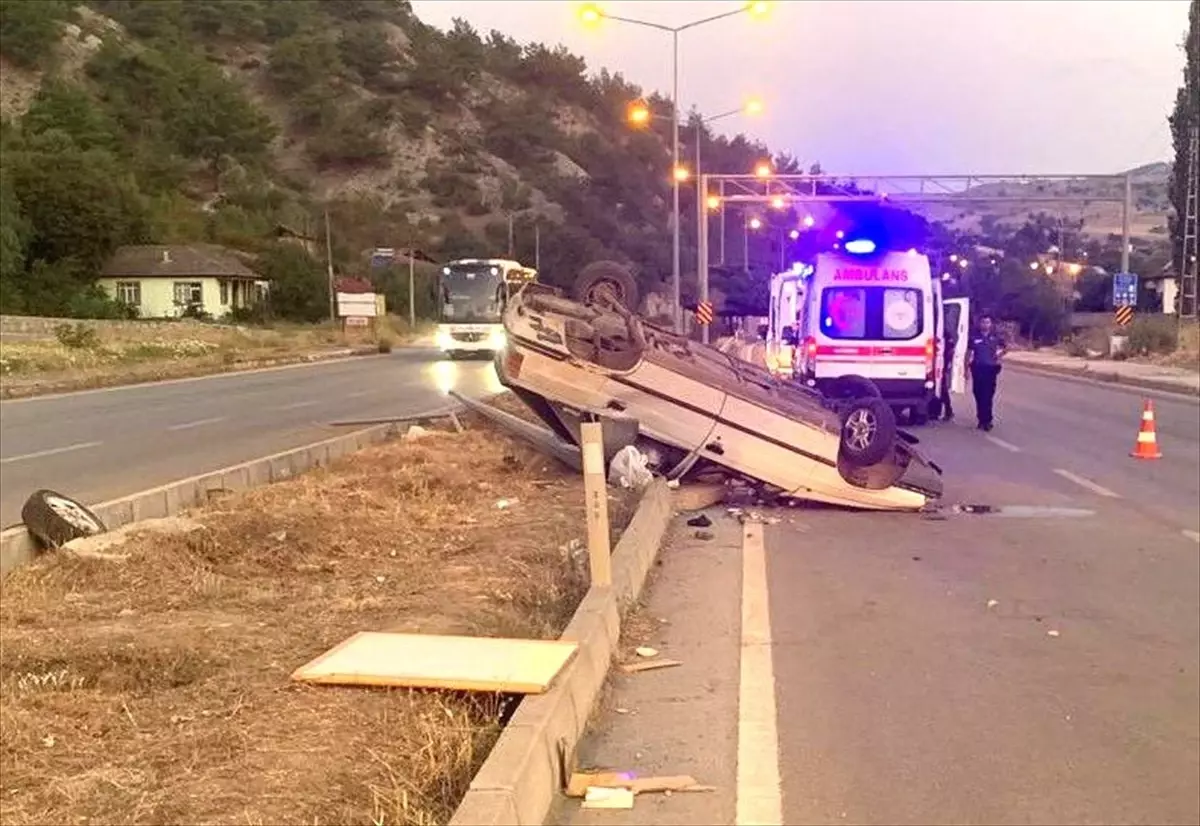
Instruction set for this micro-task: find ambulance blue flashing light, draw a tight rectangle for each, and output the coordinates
[843,239,877,255]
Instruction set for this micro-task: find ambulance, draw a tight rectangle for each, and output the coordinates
[766,241,969,425]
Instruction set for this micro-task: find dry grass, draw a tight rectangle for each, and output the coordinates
[0,413,637,825]
[0,318,434,398]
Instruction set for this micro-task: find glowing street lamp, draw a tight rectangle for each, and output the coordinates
[770,196,786,209]
[788,229,800,240]
[673,166,691,182]
[802,214,815,228]
[744,97,764,116]
[748,217,763,230]
[627,101,651,126]
[747,0,771,16]
[578,3,602,25]
[1030,261,1040,270]
[706,194,722,210]
[958,258,969,269]
[754,161,772,179]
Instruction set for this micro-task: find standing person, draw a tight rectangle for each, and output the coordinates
[938,325,958,422]
[965,313,1007,431]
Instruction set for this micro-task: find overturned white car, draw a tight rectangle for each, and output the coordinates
[493,271,944,511]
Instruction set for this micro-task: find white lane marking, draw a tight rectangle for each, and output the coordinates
[1183,530,1200,544]
[1053,468,1121,499]
[984,435,1022,453]
[277,401,317,411]
[736,522,783,826]
[0,440,103,465]
[165,416,226,432]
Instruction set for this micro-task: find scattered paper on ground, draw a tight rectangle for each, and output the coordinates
[293,631,578,693]
[0,396,638,826]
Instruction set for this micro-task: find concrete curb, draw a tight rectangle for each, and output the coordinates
[449,478,675,826]
[1005,359,1200,401]
[0,421,406,577]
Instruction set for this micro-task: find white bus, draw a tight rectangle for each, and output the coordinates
[435,258,537,358]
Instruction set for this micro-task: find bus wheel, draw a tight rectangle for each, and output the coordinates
[574,261,640,311]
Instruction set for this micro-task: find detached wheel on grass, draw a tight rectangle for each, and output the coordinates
[21,489,107,549]
[573,261,640,311]
[839,398,897,468]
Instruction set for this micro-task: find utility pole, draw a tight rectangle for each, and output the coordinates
[534,221,541,270]
[1181,123,1198,317]
[323,208,335,323]
[507,213,515,258]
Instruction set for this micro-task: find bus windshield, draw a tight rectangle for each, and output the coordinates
[439,263,505,324]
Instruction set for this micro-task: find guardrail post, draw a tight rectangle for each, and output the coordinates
[580,421,612,588]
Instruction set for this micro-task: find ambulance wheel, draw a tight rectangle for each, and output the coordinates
[839,398,896,467]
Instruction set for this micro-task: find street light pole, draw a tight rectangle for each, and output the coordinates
[580,3,768,334]
[671,30,681,333]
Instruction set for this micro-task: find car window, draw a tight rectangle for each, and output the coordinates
[820,286,923,341]
[820,287,867,339]
[882,288,921,340]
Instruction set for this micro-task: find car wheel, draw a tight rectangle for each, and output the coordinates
[21,489,107,549]
[573,261,640,311]
[839,398,897,467]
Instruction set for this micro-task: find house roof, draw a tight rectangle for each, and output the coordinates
[102,244,258,279]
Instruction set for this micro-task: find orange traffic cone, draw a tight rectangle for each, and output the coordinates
[1130,399,1163,460]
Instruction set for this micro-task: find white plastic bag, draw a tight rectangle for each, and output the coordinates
[607,445,654,489]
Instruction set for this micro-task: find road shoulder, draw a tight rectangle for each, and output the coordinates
[552,511,743,825]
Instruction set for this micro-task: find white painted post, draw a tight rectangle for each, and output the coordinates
[580,421,611,588]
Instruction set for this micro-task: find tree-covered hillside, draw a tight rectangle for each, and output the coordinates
[0,0,796,320]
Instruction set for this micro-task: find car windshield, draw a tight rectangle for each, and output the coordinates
[439,264,504,324]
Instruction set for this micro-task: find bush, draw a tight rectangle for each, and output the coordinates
[54,322,100,349]
[1127,316,1178,356]
[0,0,74,68]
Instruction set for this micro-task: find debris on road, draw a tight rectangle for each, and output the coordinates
[635,646,658,658]
[609,445,654,489]
[686,514,712,528]
[694,529,715,540]
[292,631,579,694]
[987,599,1000,609]
[619,658,683,674]
[582,787,635,809]
[1047,629,1061,638]
[567,771,715,798]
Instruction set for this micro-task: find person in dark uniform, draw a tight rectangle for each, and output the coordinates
[938,325,958,421]
[965,313,1007,431]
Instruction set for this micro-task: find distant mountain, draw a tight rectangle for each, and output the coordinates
[910,162,1171,244]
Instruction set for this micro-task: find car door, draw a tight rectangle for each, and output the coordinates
[943,297,970,394]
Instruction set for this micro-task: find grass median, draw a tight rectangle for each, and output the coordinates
[0,317,433,398]
[0,399,638,825]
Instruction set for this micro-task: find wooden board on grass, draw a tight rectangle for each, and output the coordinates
[291,631,579,694]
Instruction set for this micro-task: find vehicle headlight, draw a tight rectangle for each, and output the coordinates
[435,330,452,350]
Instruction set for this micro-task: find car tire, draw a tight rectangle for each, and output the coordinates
[839,398,897,467]
[21,489,107,549]
[573,261,640,311]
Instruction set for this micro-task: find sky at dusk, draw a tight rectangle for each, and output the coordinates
[410,0,1190,176]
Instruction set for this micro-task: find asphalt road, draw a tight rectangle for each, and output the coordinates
[558,369,1200,826]
[0,350,503,528]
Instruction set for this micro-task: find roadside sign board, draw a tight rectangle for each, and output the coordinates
[1112,273,1138,308]
[336,292,378,318]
